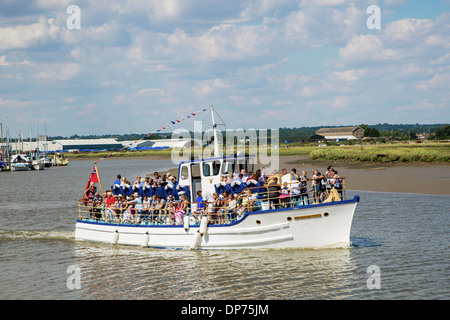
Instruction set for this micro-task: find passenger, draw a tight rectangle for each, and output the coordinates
[84,182,96,206]
[240,169,249,183]
[254,169,262,183]
[246,188,257,212]
[266,170,280,186]
[141,195,150,221]
[281,168,290,185]
[91,192,103,220]
[167,175,175,187]
[192,190,204,222]
[133,175,141,186]
[225,194,237,220]
[234,192,250,219]
[267,177,281,208]
[123,194,137,223]
[132,193,143,224]
[260,167,267,183]
[114,175,121,186]
[155,195,167,223]
[299,170,309,205]
[114,195,125,222]
[290,176,301,197]
[311,170,323,204]
[325,166,334,190]
[279,182,290,207]
[163,200,175,225]
[207,193,222,224]
[174,194,189,225]
[331,170,342,190]
[153,172,162,184]
[105,192,116,221]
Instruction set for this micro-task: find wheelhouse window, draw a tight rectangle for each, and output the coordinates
[191,164,201,178]
[203,161,221,177]
[180,165,188,180]
[202,162,211,177]
[222,160,235,174]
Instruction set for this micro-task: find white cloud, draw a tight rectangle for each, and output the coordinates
[417,73,450,90]
[0,16,60,50]
[0,55,33,66]
[36,63,80,80]
[339,34,400,62]
[137,88,165,96]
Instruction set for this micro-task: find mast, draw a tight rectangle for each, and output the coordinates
[210,105,221,158]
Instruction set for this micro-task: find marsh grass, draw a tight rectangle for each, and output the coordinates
[309,143,450,163]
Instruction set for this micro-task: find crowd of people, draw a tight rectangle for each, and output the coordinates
[82,166,344,225]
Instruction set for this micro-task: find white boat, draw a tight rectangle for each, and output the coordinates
[31,159,45,170]
[10,154,31,171]
[75,107,359,249]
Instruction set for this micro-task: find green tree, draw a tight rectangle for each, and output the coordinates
[360,124,380,137]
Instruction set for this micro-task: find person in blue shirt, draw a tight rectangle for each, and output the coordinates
[114,174,121,186]
[192,190,205,222]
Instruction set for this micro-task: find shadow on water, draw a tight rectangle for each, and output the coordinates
[350,236,382,248]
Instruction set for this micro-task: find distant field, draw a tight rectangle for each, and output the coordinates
[64,142,450,163]
[308,143,450,163]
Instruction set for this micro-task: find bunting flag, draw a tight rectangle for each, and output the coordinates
[93,107,209,164]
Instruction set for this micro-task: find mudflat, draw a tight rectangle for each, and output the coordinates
[279,155,450,195]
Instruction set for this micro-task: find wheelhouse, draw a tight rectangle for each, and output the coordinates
[177,154,256,201]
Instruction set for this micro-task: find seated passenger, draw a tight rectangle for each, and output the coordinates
[174,194,189,225]
[225,193,237,221]
[279,182,290,207]
[141,195,150,221]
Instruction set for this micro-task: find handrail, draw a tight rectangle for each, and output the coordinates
[78,179,347,226]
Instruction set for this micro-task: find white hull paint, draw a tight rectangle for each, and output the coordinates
[75,196,359,250]
[11,164,30,171]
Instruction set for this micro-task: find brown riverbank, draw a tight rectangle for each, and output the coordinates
[279,155,450,195]
[74,154,449,195]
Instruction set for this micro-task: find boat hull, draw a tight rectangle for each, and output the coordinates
[75,196,359,250]
[11,164,30,171]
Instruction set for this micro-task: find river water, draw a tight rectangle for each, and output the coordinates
[0,159,448,300]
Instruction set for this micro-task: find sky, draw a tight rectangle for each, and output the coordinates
[0,0,449,137]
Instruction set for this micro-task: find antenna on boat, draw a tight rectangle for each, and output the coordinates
[210,105,221,158]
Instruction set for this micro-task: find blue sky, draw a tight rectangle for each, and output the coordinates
[0,0,449,137]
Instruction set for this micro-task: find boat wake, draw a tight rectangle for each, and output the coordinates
[0,229,74,242]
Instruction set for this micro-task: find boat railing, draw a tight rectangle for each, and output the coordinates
[77,178,346,226]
